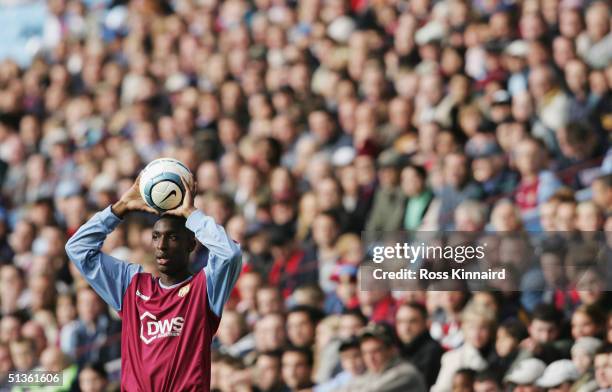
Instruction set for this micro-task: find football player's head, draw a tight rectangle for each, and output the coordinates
[152,214,196,275]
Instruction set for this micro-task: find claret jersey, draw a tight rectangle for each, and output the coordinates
[66,207,242,392]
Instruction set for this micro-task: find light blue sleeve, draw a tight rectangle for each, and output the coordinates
[185,210,242,317]
[65,206,143,311]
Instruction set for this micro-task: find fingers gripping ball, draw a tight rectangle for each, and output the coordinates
[139,158,193,211]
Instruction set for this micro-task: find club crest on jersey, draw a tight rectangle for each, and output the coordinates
[178,284,190,298]
[136,290,150,301]
[139,312,185,344]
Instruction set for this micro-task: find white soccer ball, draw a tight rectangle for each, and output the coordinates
[139,158,193,211]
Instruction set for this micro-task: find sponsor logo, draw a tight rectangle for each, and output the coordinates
[160,190,177,202]
[139,312,185,344]
[136,290,150,301]
[178,284,190,298]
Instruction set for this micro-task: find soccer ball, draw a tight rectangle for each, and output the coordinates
[139,158,193,211]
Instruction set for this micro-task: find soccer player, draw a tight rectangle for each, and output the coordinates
[65,176,242,391]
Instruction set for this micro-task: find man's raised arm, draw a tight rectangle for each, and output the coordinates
[186,210,242,317]
[65,206,142,311]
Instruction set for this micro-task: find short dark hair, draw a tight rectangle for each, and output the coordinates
[316,209,342,227]
[593,173,612,187]
[574,304,606,328]
[399,302,428,320]
[80,362,108,380]
[530,303,563,324]
[257,350,283,362]
[341,308,368,326]
[287,305,325,325]
[454,368,477,381]
[339,337,360,353]
[282,346,314,367]
[539,237,567,259]
[595,343,612,356]
[475,369,501,385]
[157,213,187,227]
[402,164,427,180]
[499,319,528,341]
[156,214,193,237]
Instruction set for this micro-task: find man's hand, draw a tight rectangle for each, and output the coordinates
[163,176,197,219]
[111,174,158,218]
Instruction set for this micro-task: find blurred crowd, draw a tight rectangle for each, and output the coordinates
[0,0,611,391]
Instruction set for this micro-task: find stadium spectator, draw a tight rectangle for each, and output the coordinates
[281,346,315,391]
[340,323,427,392]
[571,337,603,392]
[254,351,286,392]
[66,287,121,366]
[593,344,612,391]
[396,302,443,387]
[474,371,502,392]
[78,362,110,392]
[536,359,580,392]
[503,357,547,392]
[433,302,496,392]
[315,336,365,392]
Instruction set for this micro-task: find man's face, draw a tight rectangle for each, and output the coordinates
[573,348,593,374]
[529,320,558,343]
[400,167,424,197]
[540,201,558,231]
[559,9,582,38]
[287,311,315,348]
[0,345,12,373]
[474,380,500,392]
[40,347,64,372]
[515,140,542,177]
[464,320,492,349]
[529,68,552,99]
[312,215,338,248]
[565,61,587,94]
[79,368,107,392]
[256,355,281,391]
[237,273,261,308]
[555,202,576,231]
[443,154,468,188]
[0,266,22,298]
[77,289,102,323]
[395,306,427,344]
[10,342,35,371]
[339,347,365,376]
[308,111,334,143]
[360,338,390,374]
[256,288,283,315]
[472,157,496,183]
[152,218,194,275]
[592,180,611,212]
[572,311,599,339]
[495,328,518,358]
[390,99,412,129]
[594,353,612,388]
[452,373,473,392]
[255,315,286,351]
[282,352,311,389]
[0,316,20,343]
[338,315,365,339]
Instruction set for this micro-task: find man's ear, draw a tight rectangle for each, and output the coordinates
[188,235,196,253]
